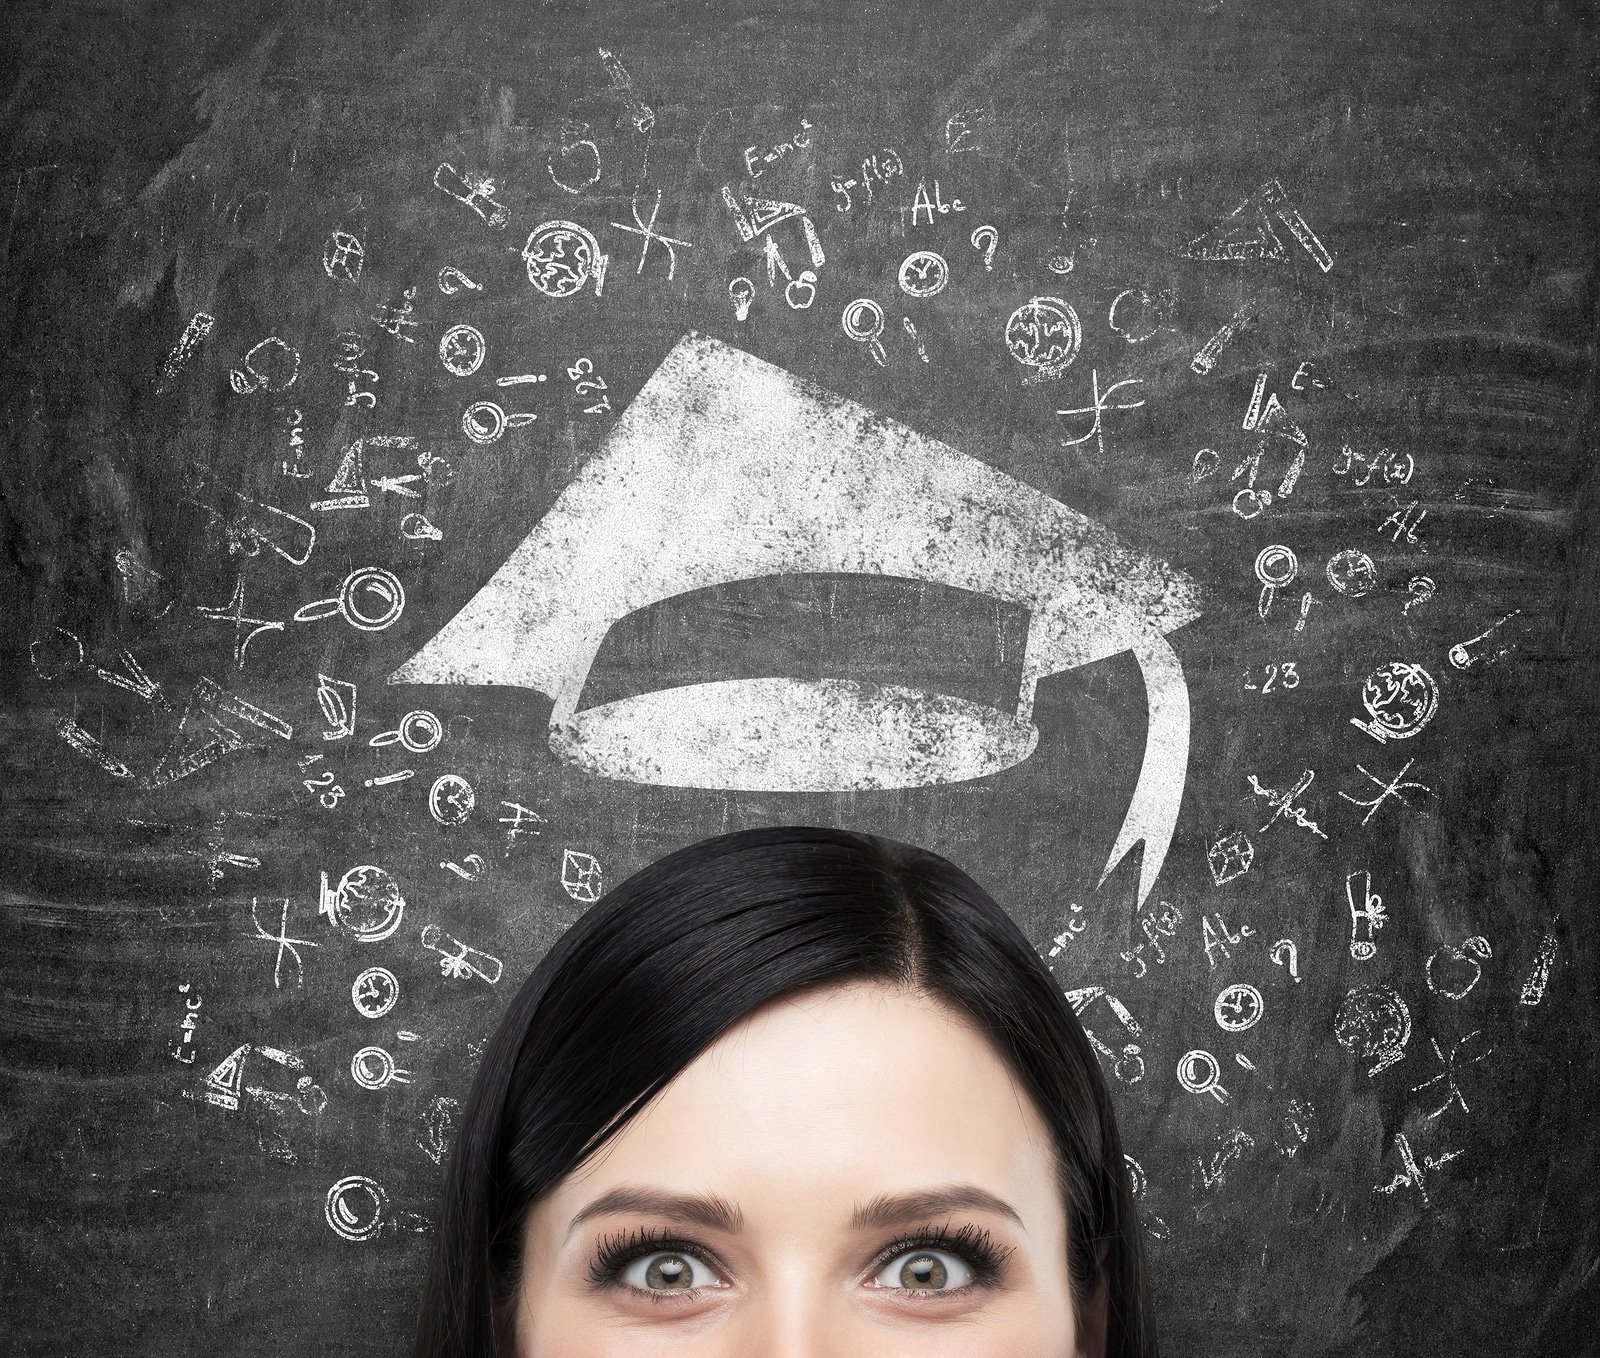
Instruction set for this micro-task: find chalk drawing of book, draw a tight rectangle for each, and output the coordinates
[391,333,1203,903]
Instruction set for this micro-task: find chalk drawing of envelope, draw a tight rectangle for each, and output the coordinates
[391,332,1204,903]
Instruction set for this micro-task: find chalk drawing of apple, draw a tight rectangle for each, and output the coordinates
[1426,936,1492,1000]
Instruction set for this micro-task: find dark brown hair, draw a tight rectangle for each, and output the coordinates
[412,824,1158,1356]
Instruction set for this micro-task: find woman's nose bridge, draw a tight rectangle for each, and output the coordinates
[731,1282,859,1358]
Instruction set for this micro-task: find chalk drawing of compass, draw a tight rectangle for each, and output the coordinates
[391,333,1204,905]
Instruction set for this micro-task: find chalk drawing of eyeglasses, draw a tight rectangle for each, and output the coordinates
[391,333,1204,905]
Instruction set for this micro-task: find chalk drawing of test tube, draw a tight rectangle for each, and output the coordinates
[420,924,502,984]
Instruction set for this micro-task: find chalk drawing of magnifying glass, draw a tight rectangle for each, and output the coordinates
[1176,1048,1231,1104]
[350,1045,410,1090]
[462,400,536,445]
[294,567,405,632]
[369,710,443,753]
[324,1176,387,1241]
[1254,544,1299,620]
[841,298,887,367]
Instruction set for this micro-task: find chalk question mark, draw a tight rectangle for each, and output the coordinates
[969,224,998,271]
[436,265,482,295]
[1270,939,1301,982]
[440,853,486,881]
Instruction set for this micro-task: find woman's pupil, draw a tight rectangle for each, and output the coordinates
[902,1253,946,1288]
[648,1254,690,1288]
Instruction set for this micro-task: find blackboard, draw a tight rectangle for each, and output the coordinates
[3,0,1597,1352]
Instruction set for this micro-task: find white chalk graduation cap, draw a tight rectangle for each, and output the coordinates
[391,333,1203,903]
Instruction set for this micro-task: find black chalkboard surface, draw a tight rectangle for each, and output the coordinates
[3,0,1597,1353]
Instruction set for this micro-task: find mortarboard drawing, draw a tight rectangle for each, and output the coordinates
[390,333,1203,904]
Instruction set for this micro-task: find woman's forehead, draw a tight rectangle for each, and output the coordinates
[546,980,1062,1225]
[682,979,1014,1090]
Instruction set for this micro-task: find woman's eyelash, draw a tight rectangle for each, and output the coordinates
[587,1225,719,1289]
[586,1219,1014,1296]
[870,1220,1014,1288]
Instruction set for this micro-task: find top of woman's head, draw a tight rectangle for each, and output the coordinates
[413,824,1156,1358]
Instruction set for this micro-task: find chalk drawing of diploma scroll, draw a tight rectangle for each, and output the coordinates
[420,925,502,984]
[390,333,1206,906]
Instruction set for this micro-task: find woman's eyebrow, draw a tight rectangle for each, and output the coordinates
[850,1185,1025,1232]
[563,1184,1025,1242]
[565,1187,746,1241]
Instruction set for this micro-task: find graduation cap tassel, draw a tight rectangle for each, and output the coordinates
[1098,630,1190,908]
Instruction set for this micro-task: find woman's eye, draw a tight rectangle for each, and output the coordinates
[620,1250,725,1292]
[873,1248,974,1291]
